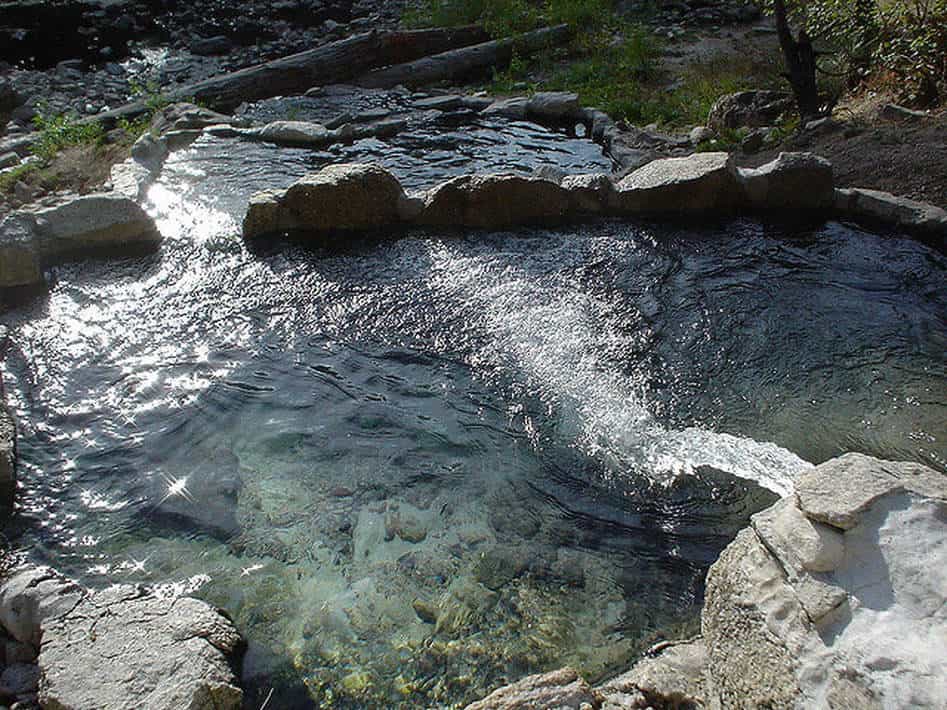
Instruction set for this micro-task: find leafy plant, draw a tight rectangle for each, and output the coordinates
[31,110,105,162]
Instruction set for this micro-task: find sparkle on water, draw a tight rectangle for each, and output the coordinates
[1,113,945,708]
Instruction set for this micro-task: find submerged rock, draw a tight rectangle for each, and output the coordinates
[737,151,834,210]
[39,583,244,710]
[243,163,406,240]
[615,152,738,212]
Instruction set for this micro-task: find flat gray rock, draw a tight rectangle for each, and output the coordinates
[737,151,834,209]
[616,152,738,212]
[835,187,947,238]
[32,193,161,260]
[796,453,947,530]
[0,213,42,289]
[39,584,243,710]
[464,667,596,709]
[243,163,406,239]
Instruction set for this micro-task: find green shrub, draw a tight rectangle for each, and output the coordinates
[31,111,105,162]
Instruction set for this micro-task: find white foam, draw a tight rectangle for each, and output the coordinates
[424,240,808,496]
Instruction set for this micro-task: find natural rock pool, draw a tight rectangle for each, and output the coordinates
[2,119,945,707]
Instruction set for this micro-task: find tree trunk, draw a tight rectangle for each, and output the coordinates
[355,24,574,89]
[773,0,822,120]
[87,26,491,125]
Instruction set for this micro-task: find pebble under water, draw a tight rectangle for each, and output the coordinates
[2,123,945,707]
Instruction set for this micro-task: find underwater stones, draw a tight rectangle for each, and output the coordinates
[834,187,947,238]
[0,213,43,290]
[702,454,947,709]
[31,193,161,260]
[146,447,244,540]
[243,163,406,240]
[384,505,429,543]
[473,546,529,591]
[39,583,244,710]
[417,174,570,228]
[615,152,738,213]
[464,667,597,710]
[737,151,834,210]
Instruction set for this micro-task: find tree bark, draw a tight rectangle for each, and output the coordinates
[773,0,822,120]
[355,24,574,89]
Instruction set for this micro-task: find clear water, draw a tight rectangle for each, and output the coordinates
[2,125,945,708]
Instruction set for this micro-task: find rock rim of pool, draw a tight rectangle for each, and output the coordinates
[464,452,947,710]
[241,154,947,243]
[0,565,245,710]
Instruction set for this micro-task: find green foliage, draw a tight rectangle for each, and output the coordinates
[128,79,172,113]
[402,0,542,37]
[0,162,38,193]
[545,0,613,29]
[764,0,947,105]
[31,110,105,162]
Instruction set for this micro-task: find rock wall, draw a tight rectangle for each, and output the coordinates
[464,453,947,709]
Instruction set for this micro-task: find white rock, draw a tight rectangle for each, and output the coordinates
[615,152,738,212]
[737,152,834,210]
[835,187,947,238]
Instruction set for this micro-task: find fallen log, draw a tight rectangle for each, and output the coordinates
[355,24,573,90]
[86,26,490,126]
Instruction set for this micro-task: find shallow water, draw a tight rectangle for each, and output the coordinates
[2,124,945,707]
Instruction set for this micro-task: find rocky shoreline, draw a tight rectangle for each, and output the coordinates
[466,454,947,709]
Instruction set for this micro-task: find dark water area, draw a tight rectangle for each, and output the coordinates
[1,124,944,707]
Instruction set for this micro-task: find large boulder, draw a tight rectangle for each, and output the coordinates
[464,667,597,710]
[707,90,794,132]
[39,583,244,710]
[32,193,161,261]
[615,152,739,212]
[834,188,947,238]
[702,453,947,709]
[0,213,43,290]
[417,173,571,228]
[737,152,834,210]
[243,163,406,240]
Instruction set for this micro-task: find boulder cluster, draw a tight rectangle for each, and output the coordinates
[464,453,947,709]
[242,152,836,240]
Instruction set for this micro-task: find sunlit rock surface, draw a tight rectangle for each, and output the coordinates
[0,213,42,289]
[32,193,161,260]
[243,162,405,239]
[835,187,947,238]
[703,453,947,709]
[737,151,834,210]
[615,152,738,212]
[38,582,243,710]
[417,173,571,228]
